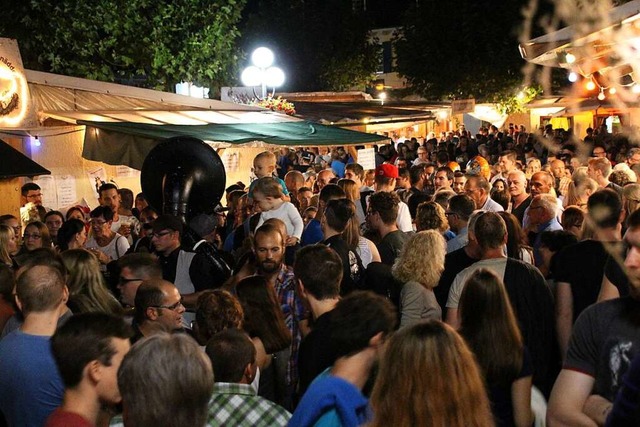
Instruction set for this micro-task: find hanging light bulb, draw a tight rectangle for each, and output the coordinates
[568,72,578,82]
[586,79,596,91]
[609,87,617,95]
[633,84,640,94]
[598,89,606,101]
[565,53,576,64]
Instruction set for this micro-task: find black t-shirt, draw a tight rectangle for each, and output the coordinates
[323,235,363,295]
[511,195,532,226]
[296,310,338,399]
[553,240,623,321]
[435,247,478,310]
[377,230,409,266]
[605,254,630,297]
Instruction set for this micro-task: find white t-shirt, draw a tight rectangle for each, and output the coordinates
[85,233,130,263]
[446,257,508,309]
[397,201,413,232]
[257,201,304,239]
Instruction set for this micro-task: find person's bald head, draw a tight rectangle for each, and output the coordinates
[285,170,305,192]
[507,169,527,197]
[530,171,554,197]
[317,169,336,191]
[550,159,566,179]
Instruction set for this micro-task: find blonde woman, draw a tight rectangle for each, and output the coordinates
[370,320,494,427]
[525,158,541,180]
[0,225,18,267]
[60,249,123,315]
[392,230,446,327]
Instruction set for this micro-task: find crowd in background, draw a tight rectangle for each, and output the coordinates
[2,120,640,426]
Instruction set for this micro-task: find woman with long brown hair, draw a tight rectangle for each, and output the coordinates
[498,212,533,264]
[370,320,494,427]
[20,221,51,253]
[235,275,292,406]
[458,269,533,427]
[60,249,123,315]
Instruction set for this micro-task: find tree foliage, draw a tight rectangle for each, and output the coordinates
[241,0,380,91]
[1,0,247,91]
[394,0,527,101]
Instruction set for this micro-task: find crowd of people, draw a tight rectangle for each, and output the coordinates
[2,122,640,426]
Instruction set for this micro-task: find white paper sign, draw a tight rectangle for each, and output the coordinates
[357,148,376,170]
[116,165,140,178]
[32,175,58,209]
[222,151,239,173]
[55,175,77,208]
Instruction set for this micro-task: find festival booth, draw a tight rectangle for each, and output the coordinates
[519,0,640,137]
[0,39,386,216]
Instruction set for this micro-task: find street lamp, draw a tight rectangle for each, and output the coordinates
[241,47,285,99]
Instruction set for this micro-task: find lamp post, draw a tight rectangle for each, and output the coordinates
[241,47,285,99]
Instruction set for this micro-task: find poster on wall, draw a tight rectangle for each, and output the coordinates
[116,165,141,178]
[32,175,57,209]
[357,148,376,170]
[87,166,107,200]
[222,151,240,173]
[56,175,77,208]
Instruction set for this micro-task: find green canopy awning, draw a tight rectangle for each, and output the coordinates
[81,120,387,170]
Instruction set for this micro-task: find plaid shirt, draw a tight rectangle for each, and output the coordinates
[208,383,291,427]
[274,264,307,388]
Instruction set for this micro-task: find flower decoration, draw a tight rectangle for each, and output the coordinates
[251,95,296,115]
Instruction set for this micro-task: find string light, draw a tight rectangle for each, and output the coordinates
[598,89,606,101]
[586,79,596,91]
[609,87,617,95]
[568,72,578,82]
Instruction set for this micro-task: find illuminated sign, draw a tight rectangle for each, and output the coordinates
[0,39,34,128]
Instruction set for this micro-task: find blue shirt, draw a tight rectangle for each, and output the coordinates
[0,330,64,427]
[290,369,372,427]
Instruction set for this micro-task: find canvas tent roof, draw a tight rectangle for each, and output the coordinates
[10,70,387,168]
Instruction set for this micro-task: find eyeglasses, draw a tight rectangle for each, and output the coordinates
[26,193,42,199]
[152,230,173,238]
[119,277,144,285]
[90,219,108,226]
[151,300,184,311]
[23,233,41,240]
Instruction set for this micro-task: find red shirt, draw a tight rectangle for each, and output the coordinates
[45,408,94,427]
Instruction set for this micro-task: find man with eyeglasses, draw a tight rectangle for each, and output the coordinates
[150,215,216,327]
[116,253,163,316]
[445,195,475,253]
[130,279,186,344]
[20,182,49,226]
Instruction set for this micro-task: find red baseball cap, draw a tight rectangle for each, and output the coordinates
[376,163,399,179]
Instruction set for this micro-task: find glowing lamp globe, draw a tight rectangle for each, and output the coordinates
[264,67,285,88]
[251,47,274,68]
[241,66,262,87]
